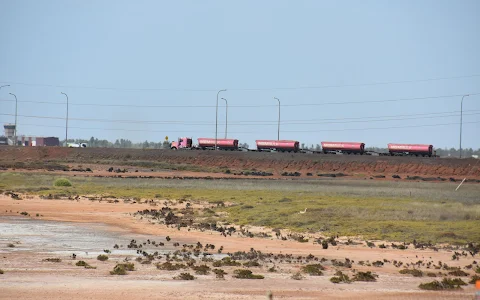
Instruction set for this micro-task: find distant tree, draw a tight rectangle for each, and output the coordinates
[240,142,249,149]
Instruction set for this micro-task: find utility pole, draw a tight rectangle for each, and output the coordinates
[274,97,280,140]
[459,94,469,158]
[9,93,17,146]
[215,89,226,150]
[61,92,69,147]
[221,97,228,138]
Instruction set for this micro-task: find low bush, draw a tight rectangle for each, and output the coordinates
[419,278,467,290]
[43,258,61,262]
[192,264,211,275]
[213,268,227,279]
[469,275,480,284]
[0,269,4,274]
[330,271,351,284]
[291,272,304,280]
[302,264,324,276]
[399,269,423,277]
[97,255,109,261]
[233,269,264,279]
[156,262,186,271]
[75,261,88,267]
[54,178,72,187]
[173,272,195,280]
[243,261,261,267]
[353,271,378,282]
[448,269,468,277]
[110,264,127,275]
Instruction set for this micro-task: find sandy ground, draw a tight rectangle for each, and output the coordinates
[0,195,477,299]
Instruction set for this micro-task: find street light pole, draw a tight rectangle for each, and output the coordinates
[459,94,469,159]
[221,97,228,138]
[215,89,226,150]
[274,97,280,140]
[9,93,17,145]
[61,92,69,147]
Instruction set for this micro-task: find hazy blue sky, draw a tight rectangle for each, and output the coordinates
[1,0,479,149]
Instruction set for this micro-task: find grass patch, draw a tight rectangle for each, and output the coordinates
[54,178,72,187]
[2,172,480,244]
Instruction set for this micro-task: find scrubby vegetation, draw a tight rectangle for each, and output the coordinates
[399,269,423,277]
[353,271,378,282]
[301,264,324,276]
[419,278,467,290]
[43,258,61,262]
[97,255,108,261]
[233,269,264,279]
[291,272,305,280]
[173,273,195,280]
[330,271,351,284]
[75,260,96,269]
[54,178,72,187]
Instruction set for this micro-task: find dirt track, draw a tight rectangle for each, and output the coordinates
[0,146,479,178]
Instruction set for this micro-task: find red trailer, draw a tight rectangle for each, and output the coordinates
[197,138,239,150]
[256,140,300,152]
[321,141,365,155]
[388,143,433,157]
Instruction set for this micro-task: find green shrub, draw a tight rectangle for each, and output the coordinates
[192,264,211,275]
[399,269,423,277]
[97,255,109,261]
[302,264,324,276]
[353,271,378,282]
[156,262,186,271]
[419,278,467,290]
[173,272,195,280]
[75,261,88,267]
[110,264,127,275]
[448,269,468,277]
[330,271,351,284]
[233,269,264,279]
[7,243,15,248]
[54,178,72,187]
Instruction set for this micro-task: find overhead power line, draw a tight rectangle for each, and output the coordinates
[1,110,479,126]
[0,92,478,108]
[1,74,479,91]
[5,120,480,134]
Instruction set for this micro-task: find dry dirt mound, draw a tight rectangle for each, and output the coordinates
[0,146,479,178]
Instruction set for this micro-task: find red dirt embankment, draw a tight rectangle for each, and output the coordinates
[0,146,479,178]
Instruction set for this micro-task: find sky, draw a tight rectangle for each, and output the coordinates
[0,0,479,149]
